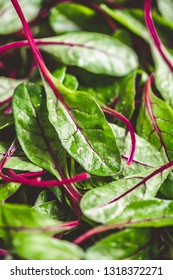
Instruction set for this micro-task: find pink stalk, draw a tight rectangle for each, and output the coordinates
[145,74,169,160]
[11,0,64,102]
[0,249,9,256]
[8,169,90,188]
[101,106,136,165]
[144,0,173,72]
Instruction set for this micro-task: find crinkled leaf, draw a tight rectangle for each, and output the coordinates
[11,232,83,260]
[39,32,138,76]
[80,168,170,224]
[86,228,152,260]
[137,87,173,161]
[0,0,42,34]
[0,141,42,171]
[12,82,66,177]
[44,77,121,176]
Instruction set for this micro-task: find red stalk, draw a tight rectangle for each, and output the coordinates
[101,106,136,165]
[144,0,173,72]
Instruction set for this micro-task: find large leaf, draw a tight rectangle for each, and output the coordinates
[50,3,109,34]
[137,83,173,161]
[44,77,121,176]
[12,82,66,177]
[39,32,138,76]
[80,168,171,224]
[11,232,83,260]
[0,0,42,34]
[109,199,173,228]
[111,124,165,176]
[0,141,42,172]
[86,228,152,260]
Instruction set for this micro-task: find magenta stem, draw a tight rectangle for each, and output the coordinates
[101,106,136,165]
[0,249,9,256]
[8,169,90,188]
[144,0,173,72]
[11,0,64,102]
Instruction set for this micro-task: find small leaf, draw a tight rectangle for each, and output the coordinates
[39,32,138,76]
[86,228,152,260]
[0,182,20,203]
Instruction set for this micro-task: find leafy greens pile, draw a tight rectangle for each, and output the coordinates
[0,0,173,260]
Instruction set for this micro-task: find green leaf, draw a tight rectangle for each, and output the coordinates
[137,86,173,161]
[33,200,64,220]
[63,74,79,90]
[80,72,136,120]
[0,0,42,35]
[86,228,152,260]
[39,32,138,76]
[44,77,121,176]
[101,5,150,42]
[157,0,173,22]
[0,203,58,233]
[0,77,24,103]
[12,82,66,177]
[0,182,20,203]
[12,232,83,260]
[80,168,170,224]
[50,3,109,34]
[111,124,165,176]
[0,141,42,171]
[151,45,173,108]
[109,199,173,228]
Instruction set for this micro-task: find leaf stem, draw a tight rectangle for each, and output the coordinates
[101,106,136,165]
[144,0,173,72]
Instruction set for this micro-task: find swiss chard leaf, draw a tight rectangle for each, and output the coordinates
[137,79,173,161]
[44,77,121,176]
[0,0,42,35]
[0,77,24,104]
[0,182,20,203]
[50,3,110,34]
[86,228,152,260]
[109,199,173,228]
[80,167,171,224]
[111,124,165,176]
[156,0,173,22]
[39,32,138,76]
[0,141,42,171]
[12,82,66,177]
[11,232,83,260]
